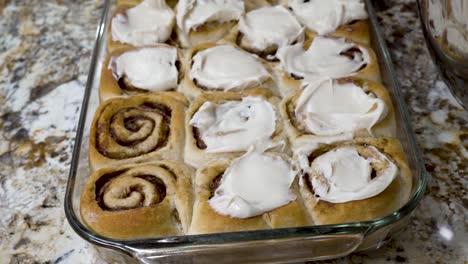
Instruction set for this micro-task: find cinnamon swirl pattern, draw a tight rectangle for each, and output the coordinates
[88,93,186,170]
[80,161,193,239]
[296,138,412,225]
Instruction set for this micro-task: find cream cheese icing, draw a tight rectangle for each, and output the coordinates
[190,97,276,152]
[176,0,244,33]
[209,151,296,218]
[109,47,178,91]
[239,6,303,51]
[277,37,369,81]
[288,0,368,35]
[294,79,387,136]
[111,0,175,46]
[308,146,397,203]
[190,45,270,90]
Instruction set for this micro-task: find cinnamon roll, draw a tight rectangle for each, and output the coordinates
[99,45,183,102]
[80,161,193,239]
[175,0,245,48]
[224,5,304,59]
[276,36,380,91]
[88,92,187,171]
[297,138,412,225]
[288,0,370,45]
[180,43,279,98]
[281,78,395,149]
[108,0,175,52]
[189,150,311,234]
[184,88,287,167]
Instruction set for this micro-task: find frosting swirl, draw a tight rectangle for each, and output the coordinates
[190,45,270,90]
[277,37,369,81]
[109,47,178,92]
[288,0,368,35]
[190,97,276,152]
[209,151,296,218]
[239,6,303,52]
[308,146,397,203]
[294,79,387,136]
[111,0,175,46]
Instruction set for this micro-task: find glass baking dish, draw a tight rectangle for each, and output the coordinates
[64,0,427,262]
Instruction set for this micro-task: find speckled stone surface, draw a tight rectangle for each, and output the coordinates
[0,0,466,263]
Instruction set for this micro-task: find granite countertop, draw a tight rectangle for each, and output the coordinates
[0,0,466,263]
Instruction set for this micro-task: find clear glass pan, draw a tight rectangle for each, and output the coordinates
[64,0,427,262]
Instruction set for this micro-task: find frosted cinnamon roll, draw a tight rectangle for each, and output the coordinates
[288,0,370,45]
[297,138,412,224]
[189,150,311,234]
[180,43,279,98]
[99,45,183,102]
[281,78,395,149]
[185,88,287,167]
[108,0,175,52]
[80,161,193,239]
[175,0,245,48]
[88,92,187,171]
[224,6,304,59]
[276,36,380,90]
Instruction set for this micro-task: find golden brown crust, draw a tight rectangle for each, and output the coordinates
[88,92,187,171]
[80,161,194,239]
[189,155,311,234]
[99,44,183,102]
[179,43,280,99]
[299,137,413,225]
[280,78,396,148]
[274,36,381,93]
[184,87,289,168]
[305,20,371,46]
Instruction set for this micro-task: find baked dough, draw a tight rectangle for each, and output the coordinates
[298,137,413,225]
[88,92,187,171]
[281,77,396,148]
[184,87,287,168]
[80,161,193,239]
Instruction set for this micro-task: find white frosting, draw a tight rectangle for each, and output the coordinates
[111,0,175,46]
[176,0,244,33]
[288,0,368,35]
[309,146,397,203]
[209,151,296,218]
[295,79,387,136]
[277,37,369,81]
[190,45,270,90]
[190,97,276,152]
[109,47,178,91]
[239,6,303,51]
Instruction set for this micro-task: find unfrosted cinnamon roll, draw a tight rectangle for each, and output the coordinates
[99,45,183,102]
[288,0,370,45]
[281,78,395,149]
[108,0,175,52]
[184,88,287,167]
[88,92,187,171]
[80,161,193,239]
[275,36,380,91]
[179,43,280,98]
[296,138,412,225]
[189,150,311,234]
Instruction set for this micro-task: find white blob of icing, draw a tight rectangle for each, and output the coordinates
[111,0,175,46]
[294,79,387,136]
[109,47,178,91]
[288,0,368,35]
[209,151,296,218]
[190,97,276,152]
[309,146,397,203]
[277,37,369,81]
[190,45,270,90]
[239,6,303,51]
